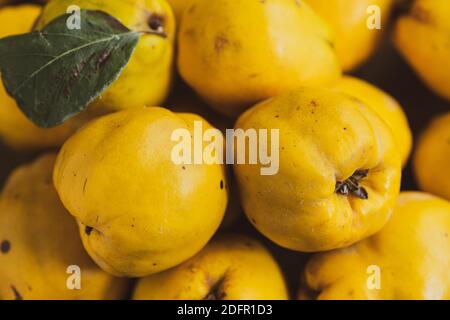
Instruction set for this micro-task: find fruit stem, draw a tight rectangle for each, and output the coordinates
[203,276,226,300]
[335,170,369,200]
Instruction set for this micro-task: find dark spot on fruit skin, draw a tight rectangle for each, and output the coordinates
[82,178,88,194]
[85,226,94,236]
[203,275,227,300]
[1,240,11,253]
[251,218,257,225]
[325,38,335,49]
[11,285,22,300]
[184,28,196,38]
[411,6,431,24]
[220,180,224,189]
[188,3,197,13]
[148,14,165,31]
[215,35,229,53]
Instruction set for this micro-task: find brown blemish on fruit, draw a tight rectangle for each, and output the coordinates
[220,180,224,189]
[204,274,227,300]
[148,13,165,31]
[11,285,22,300]
[188,3,197,13]
[183,28,196,38]
[309,100,317,107]
[1,240,11,254]
[410,6,431,24]
[82,178,88,194]
[215,35,229,53]
[85,226,94,236]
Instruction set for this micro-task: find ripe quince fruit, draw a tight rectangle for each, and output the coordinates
[305,0,394,71]
[414,112,450,201]
[300,192,450,300]
[37,0,176,113]
[332,76,412,166]
[393,0,450,101]
[133,235,288,300]
[53,107,228,277]
[234,87,401,252]
[0,154,129,300]
[178,0,341,117]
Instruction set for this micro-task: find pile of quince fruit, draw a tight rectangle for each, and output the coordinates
[0,0,449,300]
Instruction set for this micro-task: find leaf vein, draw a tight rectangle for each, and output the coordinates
[12,32,137,95]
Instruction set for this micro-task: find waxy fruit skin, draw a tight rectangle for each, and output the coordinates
[300,192,450,300]
[133,235,289,300]
[305,0,394,71]
[393,0,450,101]
[0,154,129,300]
[53,107,228,277]
[234,87,401,252]
[332,76,412,167]
[178,0,341,117]
[414,112,450,201]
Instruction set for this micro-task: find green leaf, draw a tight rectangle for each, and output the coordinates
[0,10,140,128]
